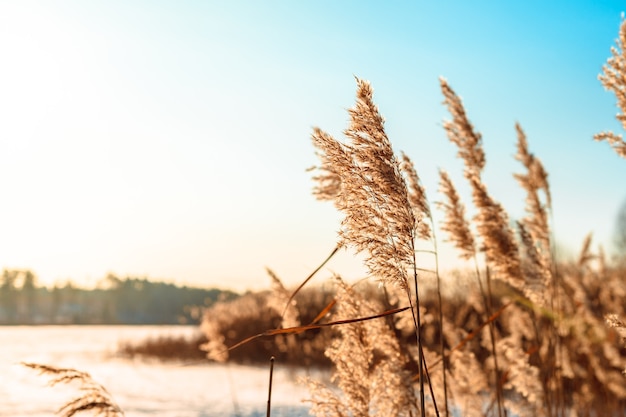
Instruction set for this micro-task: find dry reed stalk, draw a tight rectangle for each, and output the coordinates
[514,125,561,413]
[266,356,275,417]
[401,152,450,416]
[22,362,124,417]
[440,78,522,417]
[440,78,523,292]
[310,77,437,415]
[310,79,416,291]
[437,168,492,333]
[512,124,554,304]
[596,16,626,159]
[514,124,552,285]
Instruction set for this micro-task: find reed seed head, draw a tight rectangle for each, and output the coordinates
[311,79,417,289]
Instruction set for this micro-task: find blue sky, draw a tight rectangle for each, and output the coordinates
[0,1,624,291]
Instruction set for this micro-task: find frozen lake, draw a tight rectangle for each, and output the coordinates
[0,325,322,416]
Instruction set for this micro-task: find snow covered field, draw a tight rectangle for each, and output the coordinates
[0,326,320,416]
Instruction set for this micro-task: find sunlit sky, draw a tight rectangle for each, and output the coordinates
[0,1,625,292]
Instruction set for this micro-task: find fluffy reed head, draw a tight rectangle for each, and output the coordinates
[22,362,124,417]
[440,77,486,178]
[310,78,417,289]
[440,78,523,288]
[469,174,523,289]
[437,169,476,260]
[400,152,432,241]
[513,124,553,303]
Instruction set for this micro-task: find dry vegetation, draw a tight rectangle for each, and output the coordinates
[22,363,124,417]
[200,18,626,417]
[117,332,209,362]
[26,15,626,417]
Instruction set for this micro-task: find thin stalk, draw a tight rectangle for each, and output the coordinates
[408,245,440,417]
[484,267,506,417]
[429,221,450,417]
[469,255,504,417]
[266,356,275,417]
[548,209,564,417]
[405,284,425,416]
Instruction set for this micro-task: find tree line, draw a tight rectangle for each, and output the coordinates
[0,270,238,325]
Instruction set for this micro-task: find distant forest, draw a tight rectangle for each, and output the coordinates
[0,269,238,325]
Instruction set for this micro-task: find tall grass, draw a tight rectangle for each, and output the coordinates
[200,16,626,417]
[25,15,626,417]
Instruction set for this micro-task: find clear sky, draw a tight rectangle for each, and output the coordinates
[0,1,625,292]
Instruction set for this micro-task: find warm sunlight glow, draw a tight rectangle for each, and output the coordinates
[0,1,624,292]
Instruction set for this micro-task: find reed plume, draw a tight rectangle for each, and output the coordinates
[439,77,525,417]
[437,169,476,260]
[517,221,548,305]
[310,77,436,415]
[596,16,626,159]
[400,152,432,241]
[514,124,552,255]
[513,124,553,305]
[439,78,485,179]
[22,362,124,417]
[440,78,523,291]
[310,78,417,290]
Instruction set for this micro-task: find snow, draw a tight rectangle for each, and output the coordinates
[0,326,321,416]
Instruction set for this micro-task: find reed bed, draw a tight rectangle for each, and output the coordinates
[26,15,626,417]
[117,333,208,362]
[200,17,626,417]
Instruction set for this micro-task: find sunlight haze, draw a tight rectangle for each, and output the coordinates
[0,1,624,291]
